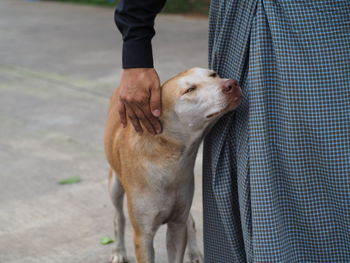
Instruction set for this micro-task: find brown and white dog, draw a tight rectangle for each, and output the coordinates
[104,68,242,263]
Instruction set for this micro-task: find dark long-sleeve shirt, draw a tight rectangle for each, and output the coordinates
[115,0,166,68]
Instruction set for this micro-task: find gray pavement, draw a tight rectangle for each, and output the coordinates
[0,1,208,262]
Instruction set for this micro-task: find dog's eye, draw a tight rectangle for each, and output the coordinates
[209,72,217,78]
[183,85,197,94]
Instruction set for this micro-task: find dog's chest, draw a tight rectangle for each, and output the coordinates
[144,152,196,191]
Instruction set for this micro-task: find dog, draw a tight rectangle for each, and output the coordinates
[104,67,242,263]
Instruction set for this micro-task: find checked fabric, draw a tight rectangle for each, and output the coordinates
[203,0,350,262]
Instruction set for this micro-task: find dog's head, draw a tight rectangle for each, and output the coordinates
[161,67,242,136]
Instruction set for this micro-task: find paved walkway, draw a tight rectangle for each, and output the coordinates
[0,1,208,262]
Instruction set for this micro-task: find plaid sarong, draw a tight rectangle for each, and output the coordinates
[203,1,350,262]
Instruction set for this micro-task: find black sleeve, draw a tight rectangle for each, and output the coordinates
[115,0,166,69]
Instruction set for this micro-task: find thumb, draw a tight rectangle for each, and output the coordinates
[150,84,162,117]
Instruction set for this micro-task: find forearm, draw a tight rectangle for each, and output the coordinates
[115,0,167,68]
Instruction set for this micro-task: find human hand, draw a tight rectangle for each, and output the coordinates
[117,68,162,135]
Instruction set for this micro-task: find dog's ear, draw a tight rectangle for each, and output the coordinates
[160,78,182,114]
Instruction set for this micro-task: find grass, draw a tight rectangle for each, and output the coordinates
[44,0,210,14]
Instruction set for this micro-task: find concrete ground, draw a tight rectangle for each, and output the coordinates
[0,1,208,262]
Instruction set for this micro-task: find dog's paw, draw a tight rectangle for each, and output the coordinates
[185,250,204,263]
[109,252,128,263]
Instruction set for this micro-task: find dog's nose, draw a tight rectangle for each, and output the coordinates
[222,79,241,96]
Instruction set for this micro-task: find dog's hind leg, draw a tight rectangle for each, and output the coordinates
[185,213,203,263]
[166,221,187,263]
[108,168,128,263]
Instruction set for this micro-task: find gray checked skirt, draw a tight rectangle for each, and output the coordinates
[203,0,350,262]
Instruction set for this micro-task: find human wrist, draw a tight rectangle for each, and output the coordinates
[122,41,154,69]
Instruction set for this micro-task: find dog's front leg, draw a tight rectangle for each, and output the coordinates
[133,226,156,263]
[128,202,158,263]
[185,213,203,263]
[166,222,187,263]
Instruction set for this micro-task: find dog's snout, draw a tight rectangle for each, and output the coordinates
[222,79,241,96]
[222,80,234,94]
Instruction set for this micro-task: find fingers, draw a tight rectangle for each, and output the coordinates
[134,105,156,135]
[124,104,143,135]
[117,98,127,128]
[117,68,162,135]
[119,90,162,135]
[150,85,161,117]
[138,103,162,135]
[121,103,162,135]
[125,101,161,135]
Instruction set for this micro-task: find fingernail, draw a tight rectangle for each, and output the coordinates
[153,109,160,117]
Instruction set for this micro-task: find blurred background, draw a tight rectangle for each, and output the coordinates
[46,0,210,14]
[0,0,208,262]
